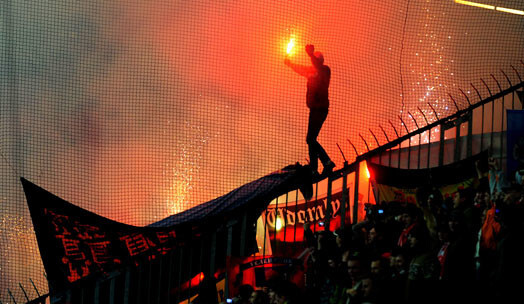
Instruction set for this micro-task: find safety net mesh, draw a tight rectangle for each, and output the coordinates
[1,0,523,300]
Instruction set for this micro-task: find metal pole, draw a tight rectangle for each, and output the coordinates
[166,250,174,304]
[325,177,333,231]
[313,182,318,233]
[94,278,100,304]
[110,276,116,304]
[398,116,410,169]
[124,267,131,304]
[417,107,431,168]
[353,161,360,224]
[198,237,205,303]
[262,207,268,257]
[210,231,217,274]
[408,111,421,168]
[187,240,194,302]
[439,123,445,167]
[147,255,153,303]
[283,192,289,242]
[467,112,473,158]
[176,247,184,304]
[491,74,504,164]
[293,189,298,243]
[273,196,279,245]
[481,78,495,151]
[224,221,234,300]
[454,118,461,163]
[136,263,142,303]
[340,168,348,231]
[240,212,248,256]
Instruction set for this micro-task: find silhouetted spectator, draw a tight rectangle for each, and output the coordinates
[249,290,270,304]
[405,225,439,304]
[233,284,254,304]
[285,44,335,177]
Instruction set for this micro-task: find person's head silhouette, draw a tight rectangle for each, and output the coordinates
[314,51,324,64]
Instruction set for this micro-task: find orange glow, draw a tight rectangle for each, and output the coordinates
[365,162,371,179]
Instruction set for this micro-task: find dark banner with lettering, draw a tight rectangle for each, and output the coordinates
[368,151,488,203]
[21,163,314,294]
[21,178,185,293]
[265,185,351,246]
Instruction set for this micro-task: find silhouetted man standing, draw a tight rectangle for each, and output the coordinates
[285,44,335,176]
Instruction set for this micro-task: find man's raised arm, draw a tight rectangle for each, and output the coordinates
[306,44,323,70]
[285,56,313,77]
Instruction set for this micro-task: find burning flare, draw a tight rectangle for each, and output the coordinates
[286,37,295,55]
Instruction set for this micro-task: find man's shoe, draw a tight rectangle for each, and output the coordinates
[321,161,336,176]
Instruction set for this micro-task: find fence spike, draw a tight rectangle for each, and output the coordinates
[471,83,483,102]
[7,289,17,304]
[379,125,390,142]
[369,129,380,147]
[359,134,370,152]
[347,139,359,157]
[336,142,347,163]
[18,283,29,301]
[510,65,522,83]
[500,69,512,87]
[490,74,502,93]
[29,278,40,297]
[388,120,400,138]
[448,94,460,112]
[480,78,493,98]
[459,88,472,106]
[398,115,409,134]
[427,102,439,120]
[407,111,420,129]
[417,107,429,125]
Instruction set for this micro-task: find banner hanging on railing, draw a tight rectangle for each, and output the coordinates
[263,184,352,243]
[21,178,185,292]
[368,151,489,204]
[21,163,314,294]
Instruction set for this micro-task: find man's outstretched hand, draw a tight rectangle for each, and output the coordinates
[305,44,315,56]
[284,56,291,66]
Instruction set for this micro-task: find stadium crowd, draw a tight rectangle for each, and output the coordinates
[223,159,524,304]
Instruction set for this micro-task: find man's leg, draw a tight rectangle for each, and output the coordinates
[307,108,329,173]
